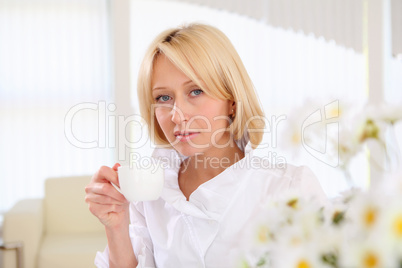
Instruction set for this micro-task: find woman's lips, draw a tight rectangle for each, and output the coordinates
[174,132,200,142]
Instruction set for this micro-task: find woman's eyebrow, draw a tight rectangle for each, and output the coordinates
[183,80,195,86]
[152,80,195,91]
[152,86,166,91]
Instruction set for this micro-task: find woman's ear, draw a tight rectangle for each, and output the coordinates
[230,101,236,118]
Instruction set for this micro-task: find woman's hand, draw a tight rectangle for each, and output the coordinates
[85,163,130,229]
[86,164,139,267]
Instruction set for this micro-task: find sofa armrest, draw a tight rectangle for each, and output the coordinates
[3,198,44,268]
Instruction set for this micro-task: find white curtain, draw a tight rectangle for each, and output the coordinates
[0,0,113,212]
[163,0,402,57]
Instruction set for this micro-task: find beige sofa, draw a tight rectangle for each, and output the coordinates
[2,176,107,268]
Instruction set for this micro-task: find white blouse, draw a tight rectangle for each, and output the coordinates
[95,142,327,267]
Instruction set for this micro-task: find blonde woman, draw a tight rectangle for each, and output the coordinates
[85,23,327,267]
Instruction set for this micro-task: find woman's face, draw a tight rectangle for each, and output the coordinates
[151,54,234,157]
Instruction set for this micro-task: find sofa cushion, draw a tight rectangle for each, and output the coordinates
[37,233,107,268]
[45,176,104,234]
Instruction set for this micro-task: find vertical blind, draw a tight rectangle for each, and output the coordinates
[165,0,402,57]
[0,0,113,212]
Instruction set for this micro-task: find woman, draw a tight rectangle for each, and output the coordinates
[85,23,327,267]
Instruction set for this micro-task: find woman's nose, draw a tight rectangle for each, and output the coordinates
[171,101,189,125]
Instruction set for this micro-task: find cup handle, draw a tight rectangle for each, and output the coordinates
[111,182,123,195]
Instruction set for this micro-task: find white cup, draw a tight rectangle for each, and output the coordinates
[112,163,164,202]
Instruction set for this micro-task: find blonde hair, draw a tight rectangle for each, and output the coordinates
[137,23,265,149]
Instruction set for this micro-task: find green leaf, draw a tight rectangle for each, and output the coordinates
[332,211,345,225]
[256,257,266,266]
[322,252,338,268]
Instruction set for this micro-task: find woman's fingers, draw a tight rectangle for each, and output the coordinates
[95,165,119,185]
[85,164,130,227]
[85,181,126,203]
[87,164,126,200]
[112,163,121,172]
[85,190,126,206]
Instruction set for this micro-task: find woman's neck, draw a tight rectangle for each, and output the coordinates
[189,142,244,173]
[178,140,245,200]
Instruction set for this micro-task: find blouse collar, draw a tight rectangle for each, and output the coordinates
[150,137,254,221]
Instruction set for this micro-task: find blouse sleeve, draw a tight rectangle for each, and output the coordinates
[288,165,328,204]
[94,202,156,268]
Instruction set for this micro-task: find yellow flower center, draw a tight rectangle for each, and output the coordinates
[287,198,298,209]
[393,214,402,238]
[257,225,269,243]
[363,251,378,268]
[297,260,311,268]
[364,207,377,227]
[360,119,379,142]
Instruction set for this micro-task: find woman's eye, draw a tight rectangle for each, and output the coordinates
[155,95,171,102]
[190,89,203,96]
